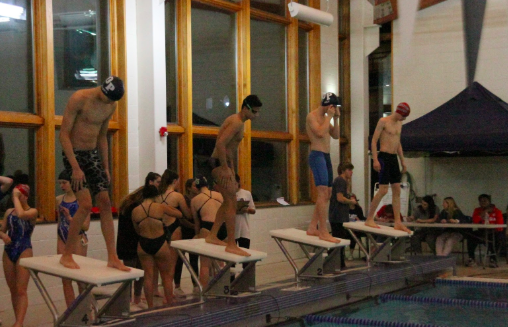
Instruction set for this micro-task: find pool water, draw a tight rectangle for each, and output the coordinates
[285,281,508,327]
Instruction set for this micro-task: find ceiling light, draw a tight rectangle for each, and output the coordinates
[0,2,26,20]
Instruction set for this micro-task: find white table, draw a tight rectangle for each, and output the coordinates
[20,255,144,327]
[270,228,350,283]
[384,222,507,268]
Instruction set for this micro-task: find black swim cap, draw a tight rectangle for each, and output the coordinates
[194,175,208,189]
[321,92,341,106]
[58,170,71,182]
[101,76,125,101]
[242,95,263,110]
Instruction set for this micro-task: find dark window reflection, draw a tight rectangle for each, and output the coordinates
[299,142,311,202]
[165,1,177,123]
[251,140,287,202]
[251,0,286,16]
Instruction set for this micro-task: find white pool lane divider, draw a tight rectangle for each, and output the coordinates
[270,228,350,287]
[343,221,413,266]
[171,238,267,299]
[20,254,144,327]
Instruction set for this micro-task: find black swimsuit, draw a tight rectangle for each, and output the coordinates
[198,191,227,241]
[137,202,166,256]
[161,191,181,242]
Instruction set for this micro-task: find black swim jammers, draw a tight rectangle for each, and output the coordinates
[377,152,402,185]
[63,149,110,197]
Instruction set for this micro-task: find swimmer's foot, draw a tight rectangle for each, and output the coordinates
[365,220,380,229]
[319,233,341,243]
[108,258,131,272]
[306,226,320,237]
[225,244,251,257]
[60,254,80,269]
[205,235,228,246]
[394,222,411,234]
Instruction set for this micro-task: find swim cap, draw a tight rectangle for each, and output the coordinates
[242,95,263,110]
[15,184,30,198]
[58,170,71,182]
[101,76,125,101]
[194,175,208,188]
[395,102,410,117]
[321,92,341,106]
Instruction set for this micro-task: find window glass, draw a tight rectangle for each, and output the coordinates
[0,0,33,113]
[191,5,236,126]
[250,0,286,16]
[298,141,311,202]
[166,135,178,172]
[53,0,110,115]
[251,19,287,131]
[192,136,217,183]
[251,140,287,202]
[165,1,177,123]
[0,127,35,214]
[298,28,309,133]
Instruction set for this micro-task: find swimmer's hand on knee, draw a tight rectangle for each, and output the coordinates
[72,168,86,192]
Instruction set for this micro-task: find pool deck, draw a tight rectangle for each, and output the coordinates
[118,256,456,327]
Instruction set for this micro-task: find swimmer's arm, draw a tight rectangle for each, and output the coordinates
[0,176,13,194]
[370,119,385,161]
[162,204,183,219]
[82,212,91,231]
[329,116,340,140]
[98,113,113,174]
[337,192,352,205]
[177,195,195,229]
[1,210,10,232]
[306,113,330,138]
[216,121,242,167]
[12,191,38,222]
[397,143,406,172]
[60,94,84,170]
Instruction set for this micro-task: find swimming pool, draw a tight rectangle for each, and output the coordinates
[284,279,508,327]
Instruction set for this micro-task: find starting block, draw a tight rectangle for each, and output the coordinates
[171,239,267,298]
[20,254,144,327]
[343,222,412,266]
[270,228,350,283]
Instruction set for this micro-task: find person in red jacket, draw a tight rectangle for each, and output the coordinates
[466,194,504,268]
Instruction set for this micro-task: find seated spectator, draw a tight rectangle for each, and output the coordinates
[465,194,504,268]
[435,197,467,256]
[374,204,402,223]
[409,195,440,254]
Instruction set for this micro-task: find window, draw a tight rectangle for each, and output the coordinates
[165,0,177,123]
[251,19,287,132]
[0,127,35,213]
[167,135,178,173]
[251,140,287,202]
[250,0,286,16]
[53,0,110,115]
[192,136,217,182]
[191,4,236,126]
[298,141,311,202]
[0,0,33,113]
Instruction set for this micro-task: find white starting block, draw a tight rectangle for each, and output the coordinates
[270,228,350,283]
[343,222,413,266]
[20,255,144,327]
[171,239,267,298]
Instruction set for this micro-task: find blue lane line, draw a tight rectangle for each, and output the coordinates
[379,293,508,309]
[305,314,446,327]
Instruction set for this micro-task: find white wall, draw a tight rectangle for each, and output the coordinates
[394,0,508,211]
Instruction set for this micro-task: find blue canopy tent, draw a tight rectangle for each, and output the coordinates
[401,82,508,155]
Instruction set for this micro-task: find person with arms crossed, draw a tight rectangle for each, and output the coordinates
[365,102,411,233]
[59,75,129,271]
[205,95,262,256]
[306,92,341,243]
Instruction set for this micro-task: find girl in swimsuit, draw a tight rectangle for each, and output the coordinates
[2,184,37,327]
[156,169,194,299]
[131,185,182,308]
[190,175,224,286]
[56,170,91,307]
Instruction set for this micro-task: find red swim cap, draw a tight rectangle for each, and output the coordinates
[395,102,410,117]
[15,184,30,198]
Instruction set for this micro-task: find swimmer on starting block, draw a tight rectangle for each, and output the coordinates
[205,95,263,256]
[305,92,341,243]
[365,102,411,234]
[59,76,130,270]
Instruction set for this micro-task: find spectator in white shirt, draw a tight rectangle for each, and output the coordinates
[234,174,256,268]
